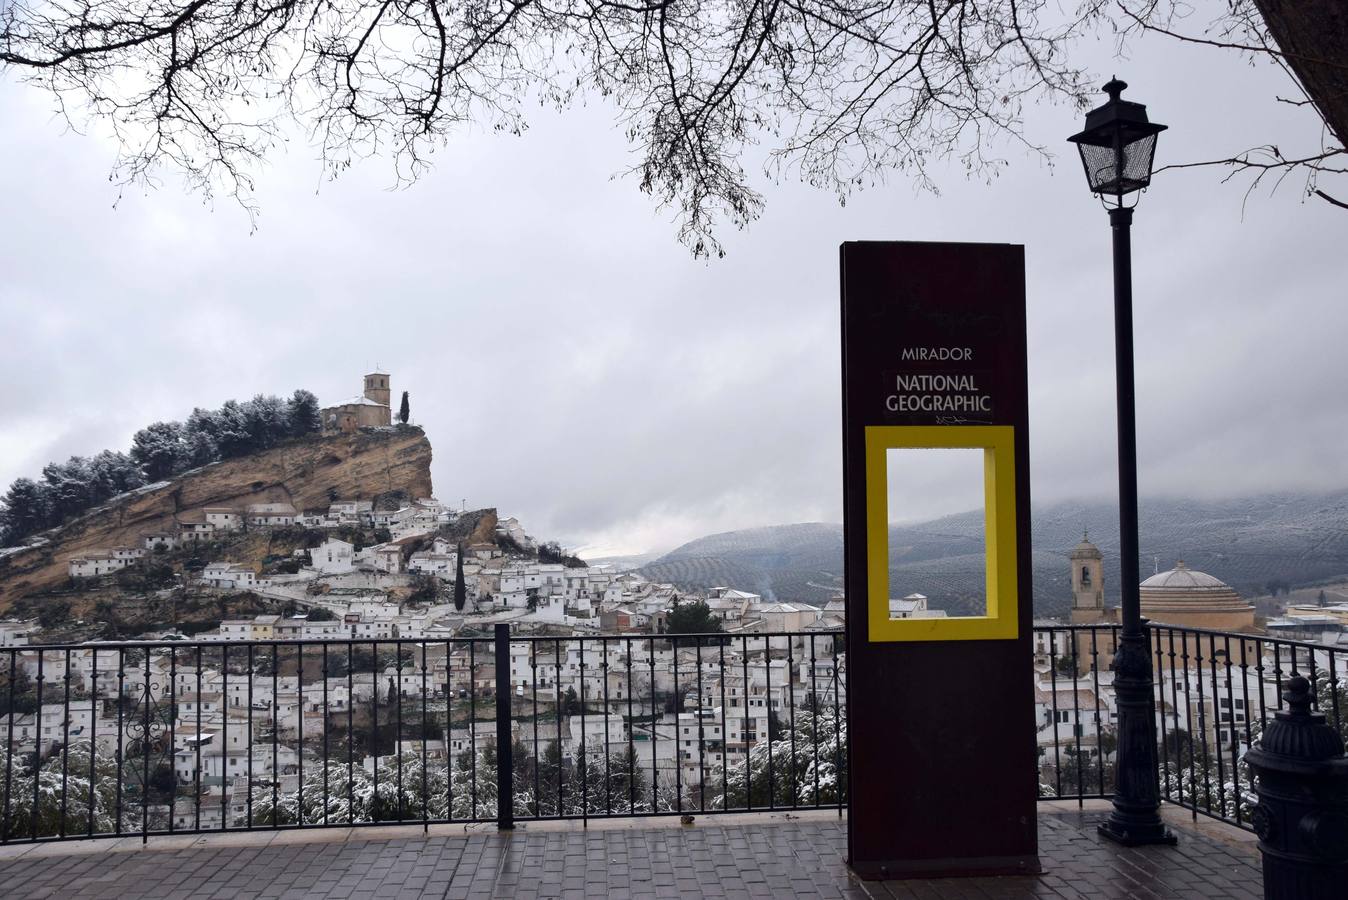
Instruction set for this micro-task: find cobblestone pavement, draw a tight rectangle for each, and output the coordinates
[0,807,1262,899]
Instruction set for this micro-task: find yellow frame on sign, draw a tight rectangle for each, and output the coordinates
[865,425,1019,642]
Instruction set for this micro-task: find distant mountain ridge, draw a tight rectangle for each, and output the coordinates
[639,489,1348,617]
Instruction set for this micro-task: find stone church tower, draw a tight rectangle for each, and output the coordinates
[1066,532,1116,673]
[364,371,391,408]
[1068,533,1107,625]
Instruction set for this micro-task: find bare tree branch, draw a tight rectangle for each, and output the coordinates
[1,0,1344,250]
[1313,188,1348,210]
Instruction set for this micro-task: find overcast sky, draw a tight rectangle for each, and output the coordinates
[2,21,1345,559]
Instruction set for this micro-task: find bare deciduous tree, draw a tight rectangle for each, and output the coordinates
[1118,0,1347,211]
[1,0,1344,254]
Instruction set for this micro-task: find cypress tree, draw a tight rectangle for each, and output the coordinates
[398,391,410,424]
[453,543,466,612]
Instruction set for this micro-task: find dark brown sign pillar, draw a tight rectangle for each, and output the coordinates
[840,241,1039,878]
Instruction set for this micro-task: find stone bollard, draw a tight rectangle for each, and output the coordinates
[1245,674,1348,900]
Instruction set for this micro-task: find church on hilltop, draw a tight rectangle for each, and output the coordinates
[322,372,393,433]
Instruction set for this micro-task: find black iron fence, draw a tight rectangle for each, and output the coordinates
[1034,622,1348,832]
[0,627,847,844]
[6,619,1343,845]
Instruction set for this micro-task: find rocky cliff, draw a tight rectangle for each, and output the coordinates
[0,427,434,608]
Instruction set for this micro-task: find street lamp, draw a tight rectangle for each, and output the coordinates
[1068,78,1175,847]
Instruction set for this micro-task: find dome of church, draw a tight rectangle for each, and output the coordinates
[1140,561,1254,630]
[1141,562,1229,591]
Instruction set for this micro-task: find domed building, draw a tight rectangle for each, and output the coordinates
[1063,545,1262,674]
[1140,561,1255,632]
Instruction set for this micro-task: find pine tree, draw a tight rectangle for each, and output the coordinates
[453,544,466,612]
[130,421,189,481]
[241,394,288,450]
[0,477,51,546]
[185,429,218,468]
[398,391,410,425]
[213,400,253,458]
[40,457,93,520]
[87,450,145,499]
[287,389,323,436]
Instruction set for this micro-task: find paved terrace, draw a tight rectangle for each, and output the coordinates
[0,802,1261,899]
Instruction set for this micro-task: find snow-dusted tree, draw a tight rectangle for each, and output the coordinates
[183,429,217,469]
[248,753,455,826]
[213,400,253,459]
[184,406,220,438]
[130,421,189,481]
[241,394,290,451]
[1316,672,1348,741]
[448,742,497,821]
[1157,716,1261,823]
[526,740,651,817]
[710,704,847,810]
[242,741,542,826]
[0,476,51,545]
[1160,753,1258,822]
[86,450,145,502]
[0,743,124,840]
[1159,673,1348,822]
[40,456,93,521]
[286,389,322,438]
[446,737,551,820]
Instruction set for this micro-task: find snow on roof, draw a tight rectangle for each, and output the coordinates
[1140,560,1230,590]
[247,502,297,514]
[758,602,811,613]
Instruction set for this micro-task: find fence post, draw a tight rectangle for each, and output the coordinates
[494,624,514,830]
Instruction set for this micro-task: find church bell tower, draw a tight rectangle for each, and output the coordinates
[1069,532,1105,623]
[364,371,391,407]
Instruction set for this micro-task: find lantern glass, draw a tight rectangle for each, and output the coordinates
[1068,79,1166,203]
[1075,133,1158,196]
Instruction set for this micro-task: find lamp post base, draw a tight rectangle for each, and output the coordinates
[1097,814,1177,847]
[1097,624,1176,848]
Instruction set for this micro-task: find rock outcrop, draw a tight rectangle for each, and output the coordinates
[0,427,433,608]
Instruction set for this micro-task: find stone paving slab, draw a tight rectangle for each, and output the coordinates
[0,809,1262,899]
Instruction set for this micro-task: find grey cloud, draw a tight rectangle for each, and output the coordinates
[1,25,1344,558]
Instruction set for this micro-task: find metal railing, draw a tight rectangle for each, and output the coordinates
[7,618,1338,844]
[0,626,847,844]
[1034,622,1347,832]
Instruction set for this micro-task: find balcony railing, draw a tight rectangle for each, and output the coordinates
[4,619,1341,845]
[1035,622,1347,832]
[0,627,847,843]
